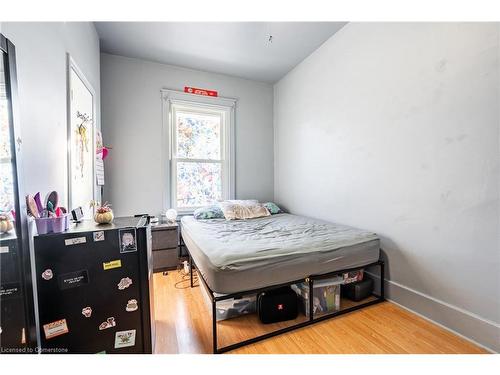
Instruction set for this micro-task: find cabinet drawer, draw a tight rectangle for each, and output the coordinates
[151,229,177,250]
[153,248,178,271]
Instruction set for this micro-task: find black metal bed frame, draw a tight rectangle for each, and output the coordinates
[180,236,385,354]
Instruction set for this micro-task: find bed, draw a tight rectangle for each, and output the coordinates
[181,213,380,294]
[179,212,384,353]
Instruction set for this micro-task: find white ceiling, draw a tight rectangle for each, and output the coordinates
[94,22,346,83]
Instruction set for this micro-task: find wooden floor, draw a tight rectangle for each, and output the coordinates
[153,270,487,354]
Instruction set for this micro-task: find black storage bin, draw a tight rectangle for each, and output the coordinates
[341,277,374,302]
[257,287,298,324]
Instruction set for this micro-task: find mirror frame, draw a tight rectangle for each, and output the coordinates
[0,33,37,349]
[66,53,96,217]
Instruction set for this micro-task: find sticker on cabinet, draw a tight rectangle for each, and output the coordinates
[41,269,53,280]
[119,228,137,253]
[0,283,20,300]
[99,317,116,330]
[82,306,92,318]
[103,260,121,270]
[65,237,86,246]
[58,269,89,290]
[125,299,138,312]
[93,231,105,242]
[114,329,136,348]
[117,277,132,290]
[43,319,69,339]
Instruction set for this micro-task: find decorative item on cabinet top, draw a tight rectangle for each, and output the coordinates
[90,201,114,224]
[26,191,70,235]
[0,214,13,233]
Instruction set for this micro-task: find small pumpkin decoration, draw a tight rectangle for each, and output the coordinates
[0,214,14,234]
[91,201,114,224]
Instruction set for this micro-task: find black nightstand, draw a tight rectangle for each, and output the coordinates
[151,222,179,272]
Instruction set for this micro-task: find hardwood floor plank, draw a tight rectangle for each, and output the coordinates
[152,271,488,354]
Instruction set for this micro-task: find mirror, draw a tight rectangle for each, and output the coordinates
[0,33,35,351]
[0,47,16,234]
[67,54,96,219]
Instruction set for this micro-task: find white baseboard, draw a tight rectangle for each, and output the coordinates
[388,299,496,354]
[367,272,499,353]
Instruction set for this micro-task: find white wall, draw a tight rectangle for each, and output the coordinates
[100,53,274,217]
[2,22,101,208]
[274,23,499,351]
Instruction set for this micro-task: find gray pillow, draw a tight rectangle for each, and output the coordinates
[193,205,225,220]
[263,202,283,214]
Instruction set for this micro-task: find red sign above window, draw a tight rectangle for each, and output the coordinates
[184,86,218,97]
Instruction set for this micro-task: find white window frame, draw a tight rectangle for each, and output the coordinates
[161,89,236,214]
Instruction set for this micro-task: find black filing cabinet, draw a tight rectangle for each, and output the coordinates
[151,223,179,272]
[32,217,155,353]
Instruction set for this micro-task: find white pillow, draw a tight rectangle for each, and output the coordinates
[218,202,270,220]
[220,199,258,206]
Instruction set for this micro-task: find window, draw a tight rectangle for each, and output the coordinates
[166,94,234,213]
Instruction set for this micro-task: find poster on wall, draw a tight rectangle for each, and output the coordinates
[67,54,95,218]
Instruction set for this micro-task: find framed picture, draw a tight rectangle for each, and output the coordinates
[67,53,96,218]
